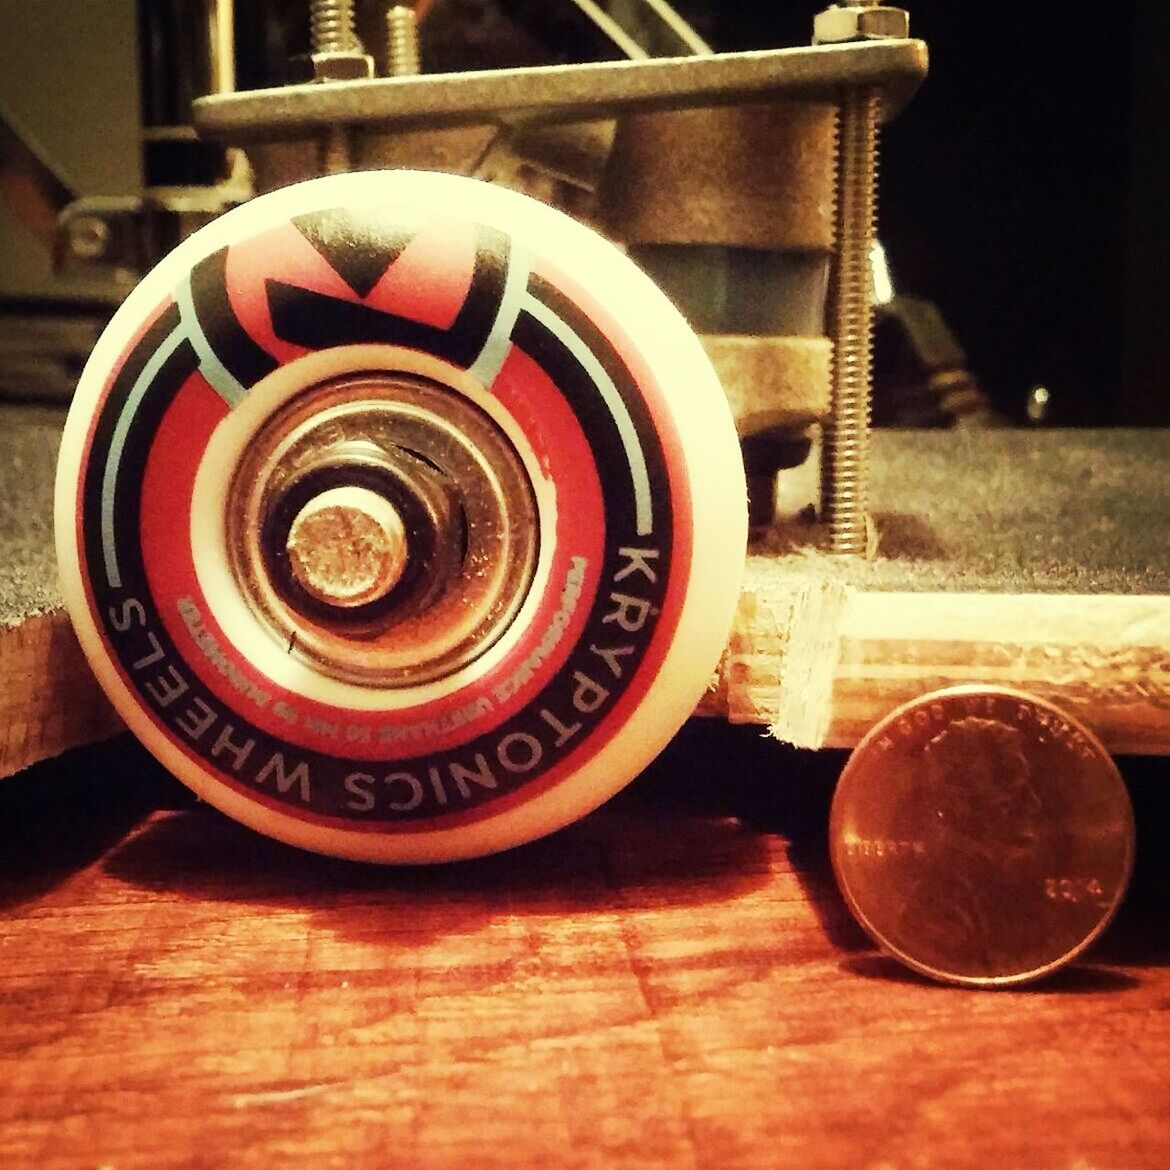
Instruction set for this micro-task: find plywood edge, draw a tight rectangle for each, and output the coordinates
[0,608,123,778]
[700,587,1170,755]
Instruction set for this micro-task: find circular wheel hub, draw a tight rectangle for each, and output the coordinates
[226,371,539,688]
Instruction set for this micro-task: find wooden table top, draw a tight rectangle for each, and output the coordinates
[2,723,1168,1170]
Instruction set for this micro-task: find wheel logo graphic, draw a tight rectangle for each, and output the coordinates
[57,171,746,862]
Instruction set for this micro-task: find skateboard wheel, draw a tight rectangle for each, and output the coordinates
[55,170,746,862]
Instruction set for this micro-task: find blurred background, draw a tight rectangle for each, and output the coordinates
[0,1,1163,425]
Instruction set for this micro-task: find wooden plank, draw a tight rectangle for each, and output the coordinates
[0,610,121,779]
[703,580,1170,753]
[831,592,1170,751]
[0,749,1168,1170]
[7,580,1170,780]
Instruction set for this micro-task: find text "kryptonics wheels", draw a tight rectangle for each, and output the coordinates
[56,170,746,862]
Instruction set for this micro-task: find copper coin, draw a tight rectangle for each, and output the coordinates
[830,686,1134,987]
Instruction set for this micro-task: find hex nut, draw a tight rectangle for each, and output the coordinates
[311,50,374,82]
[813,6,910,44]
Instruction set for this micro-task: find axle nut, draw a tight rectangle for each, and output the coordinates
[813,5,910,44]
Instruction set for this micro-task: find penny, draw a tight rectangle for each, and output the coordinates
[829,686,1135,987]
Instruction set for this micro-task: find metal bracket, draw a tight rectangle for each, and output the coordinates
[194,41,928,143]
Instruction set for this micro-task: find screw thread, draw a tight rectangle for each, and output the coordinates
[824,88,880,555]
[321,125,352,173]
[311,0,357,53]
[386,5,420,76]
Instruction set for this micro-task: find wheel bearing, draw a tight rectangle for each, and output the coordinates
[225,370,539,688]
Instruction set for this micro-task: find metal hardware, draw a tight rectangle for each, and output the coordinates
[824,83,880,554]
[285,484,410,608]
[815,2,910,554]
[193,42,927,142]
[227,372,539,688]
[814,4,910,45]
[311,0,358,53]
[53,197,157,283]
[206,0,237,95]
[566,0,712,61]
[605,0,713,57]
[63,215,111,262]
[386,6,420,78]
[306,0,373,171]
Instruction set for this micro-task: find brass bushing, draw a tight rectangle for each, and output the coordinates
[597,103,837,448]
[244,125,499,192]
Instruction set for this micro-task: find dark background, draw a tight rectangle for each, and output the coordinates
[704,6,1149,427]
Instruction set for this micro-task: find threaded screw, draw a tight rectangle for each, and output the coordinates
[310,0,361,173]
[815,0,904,555]
[311,0,357,53]
[823,85,880,554]
[386,5,420,76]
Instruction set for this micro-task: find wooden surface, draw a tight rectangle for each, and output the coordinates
[6,422,1170,776]
[0,611,123,779]
[700,579,1170,752]
[2,729,1169,1170]
[9,578,1170,781]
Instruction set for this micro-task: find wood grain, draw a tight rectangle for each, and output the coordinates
[0,610,122,779]
[1,735,1168,1170]
[701,576,1170,753]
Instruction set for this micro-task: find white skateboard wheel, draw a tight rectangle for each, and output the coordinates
[55,170,746,862]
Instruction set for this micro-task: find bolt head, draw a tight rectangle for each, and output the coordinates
[813,5,910,44]
[66,215,111,261]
